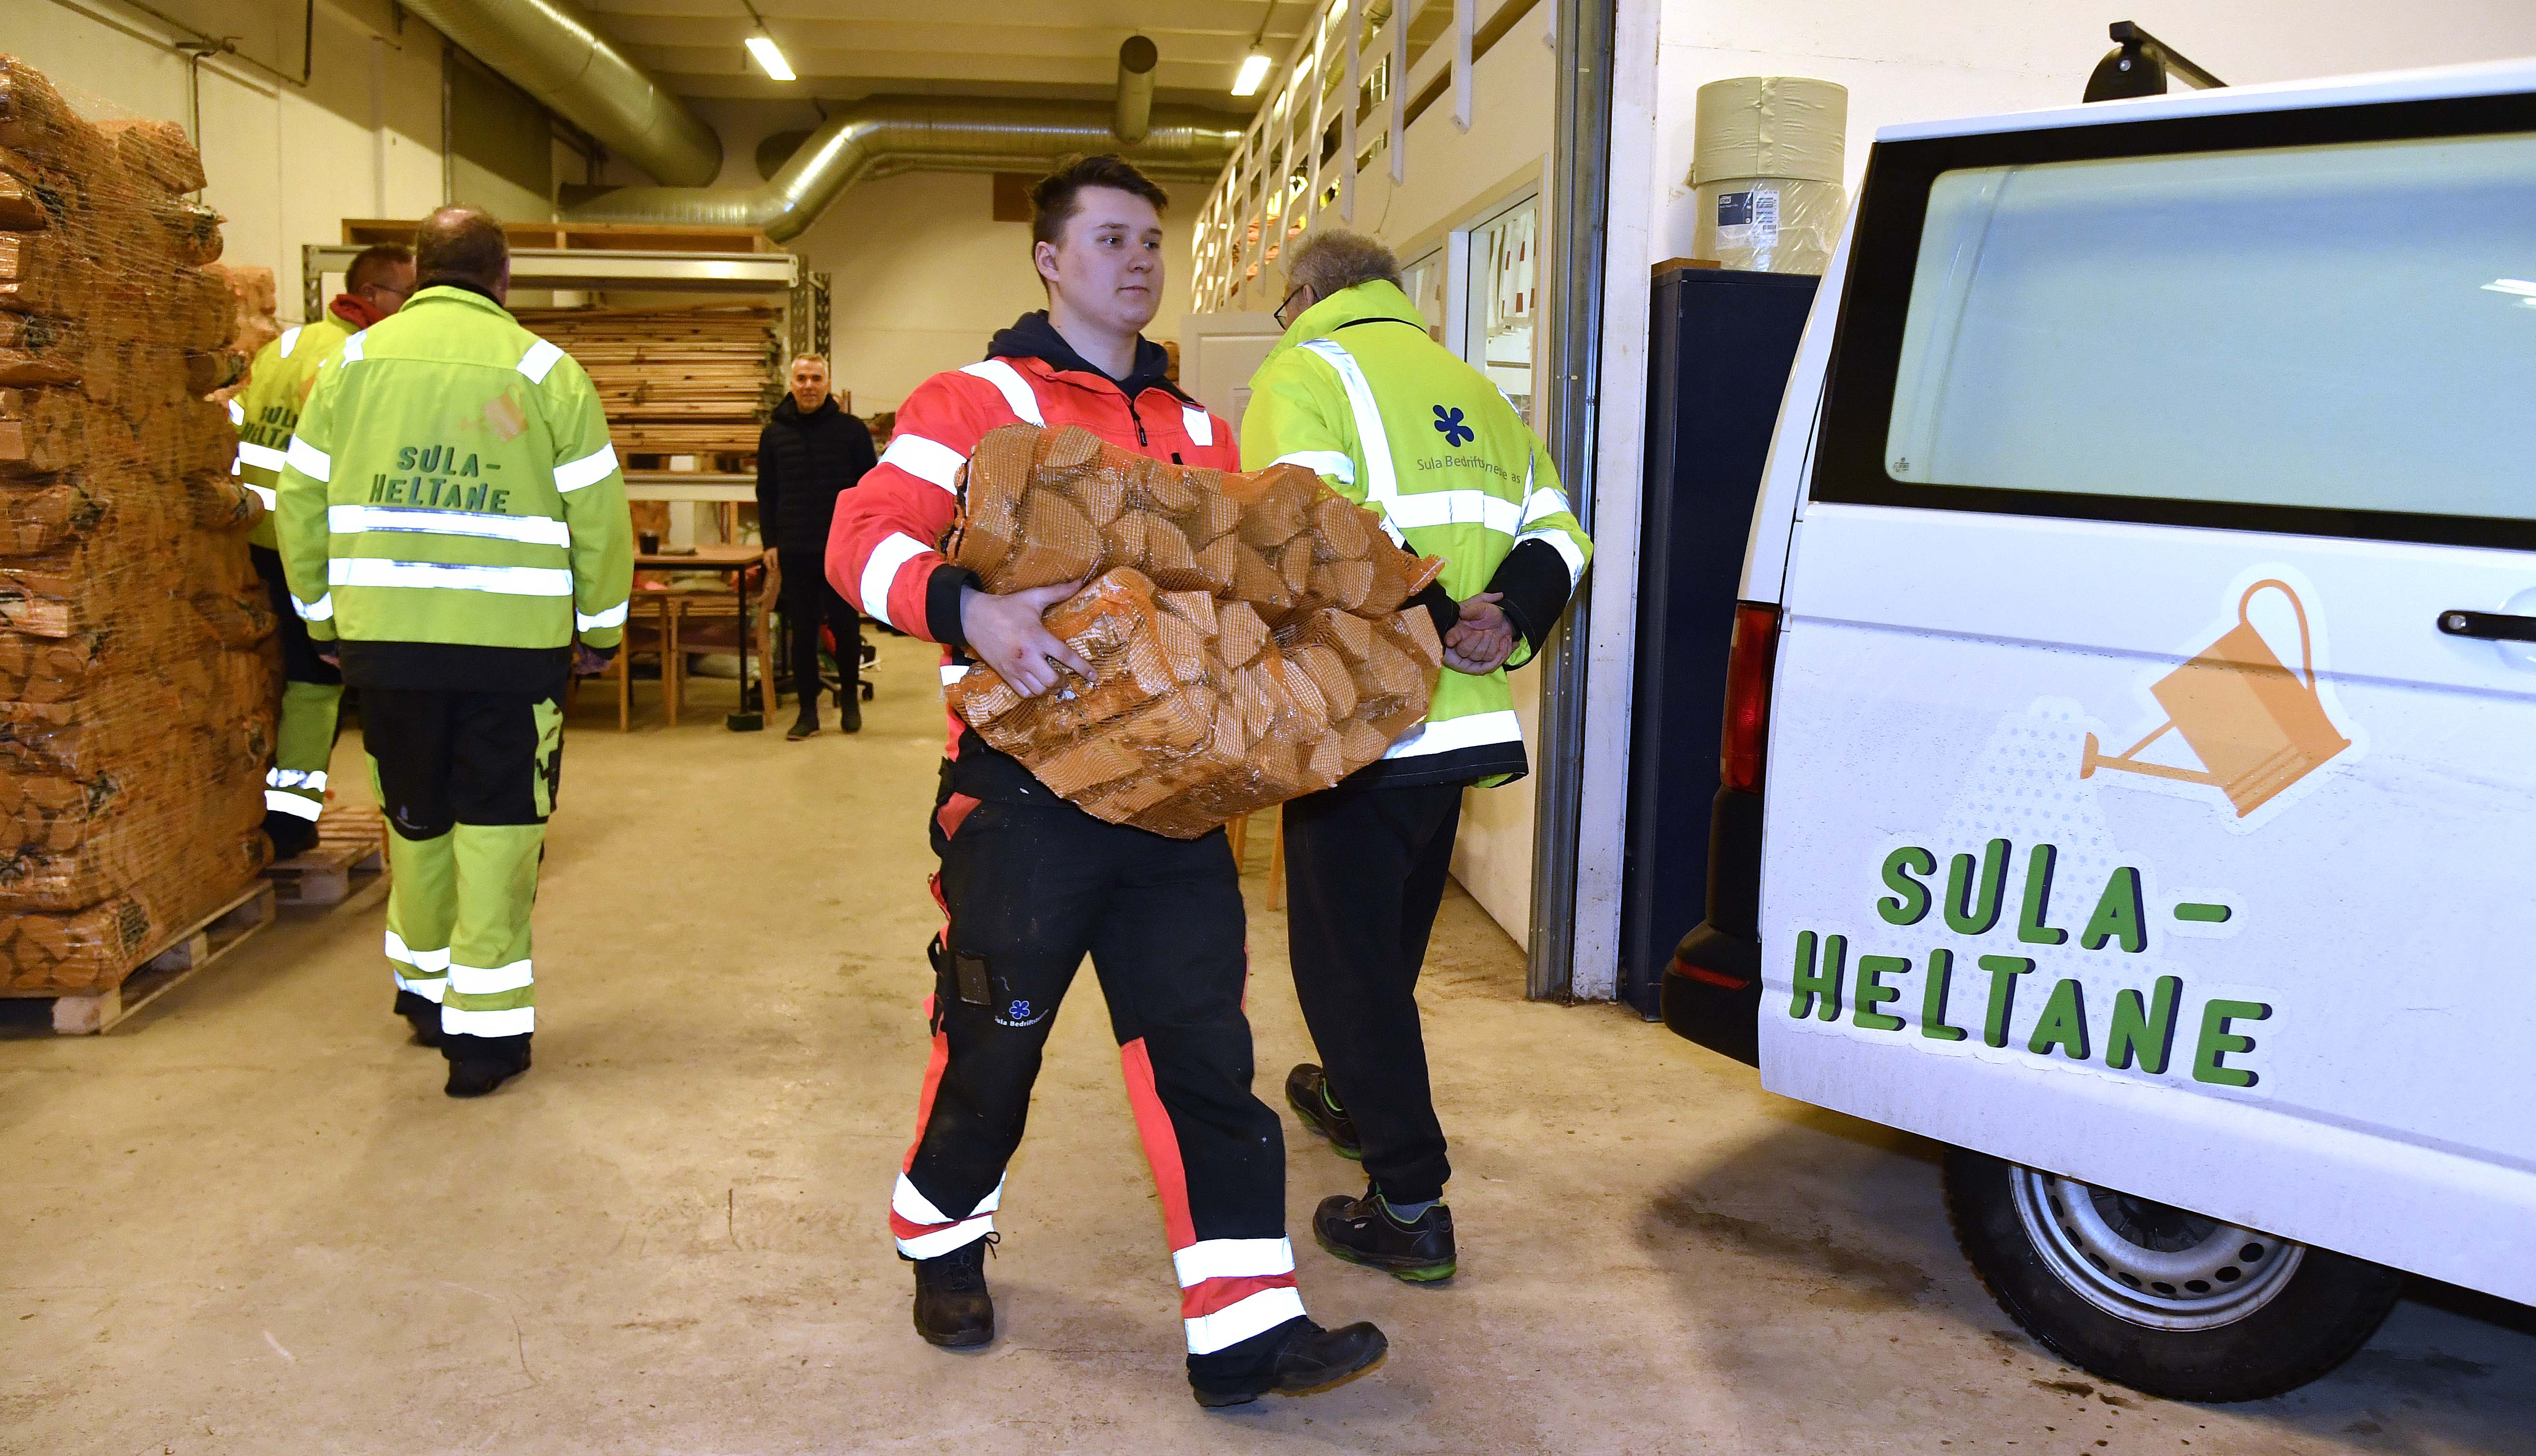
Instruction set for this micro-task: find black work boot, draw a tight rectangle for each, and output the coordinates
[836,685,861,734]
[394,990,444,1048]
[911,1235,995,1348]
[442,1033,532,1098]
[1314,1189,1457,1282]
[786,702,821,741]
[1285,1063,1362,1160]
[1188,1316,1389,1408]
[263,809,318,863]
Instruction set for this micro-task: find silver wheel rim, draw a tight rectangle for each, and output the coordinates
[2009,1164,2305,1331]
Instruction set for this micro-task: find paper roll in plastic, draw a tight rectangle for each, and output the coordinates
[1689,76,1847,275]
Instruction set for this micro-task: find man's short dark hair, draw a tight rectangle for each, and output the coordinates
[345,243,413,293]
[1029,155,1169,248]
[413,206,508,289]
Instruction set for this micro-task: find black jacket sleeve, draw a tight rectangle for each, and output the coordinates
[841,414,878,488]
[1485,540,1575,662]
[754,422,780,530]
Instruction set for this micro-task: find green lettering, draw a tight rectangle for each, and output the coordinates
[1877,847,1936,926]
[1853,955,1907,1032]
[2017,844,2068,945]
[459,453,479,477]
[490,489,510,513]
[2081,866,2148,953]
[419,445,443,473]
[1978,955,2033,1048]
[1920,948,1967,1041]
[397,445,416,470]
[383,478,403,503]
[1788,931,1845,1022]
[2192,999,2271,1087]
[464,482,488,510]
[1944,839,2011,935]
[2106,975,2183,1074]
[369,474,388,503]
[2026,978,2091,1060]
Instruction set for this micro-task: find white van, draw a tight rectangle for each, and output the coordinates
[1660,59,2536,1402]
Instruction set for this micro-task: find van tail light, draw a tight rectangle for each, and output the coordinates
[1720,602,1782,794]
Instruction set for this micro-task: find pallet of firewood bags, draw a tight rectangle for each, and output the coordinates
[0,54,276,1016]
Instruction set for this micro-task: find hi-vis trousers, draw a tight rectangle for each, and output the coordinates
[363,689,563,1040]
[250,546,343,825]
[894,789,1307,1363]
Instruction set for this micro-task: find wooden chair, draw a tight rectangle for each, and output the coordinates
[568,593,675,730]
[666,587,777,722]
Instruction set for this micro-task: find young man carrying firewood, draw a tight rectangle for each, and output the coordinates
[825,154,1390,1409]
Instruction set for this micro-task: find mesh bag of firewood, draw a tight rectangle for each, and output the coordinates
[944,424,1445,838]
[0,55,274,995]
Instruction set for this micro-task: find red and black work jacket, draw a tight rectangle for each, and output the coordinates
[826,312,1240,812]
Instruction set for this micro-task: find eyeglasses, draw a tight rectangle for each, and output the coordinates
[361,281,413,302]
[1274,286,1310,329]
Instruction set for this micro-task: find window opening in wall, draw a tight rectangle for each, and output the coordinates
[1464,196,1539,425]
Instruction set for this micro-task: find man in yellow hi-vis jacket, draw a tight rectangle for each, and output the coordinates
[1241,229,1591,1281]
[274,206,632,1097]
[230,242,414,858]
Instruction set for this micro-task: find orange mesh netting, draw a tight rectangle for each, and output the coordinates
[945,424,1443,839]
[0,56,274,994]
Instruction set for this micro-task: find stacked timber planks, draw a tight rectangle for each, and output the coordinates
[0,55,276,1001]
[509,304,778,458]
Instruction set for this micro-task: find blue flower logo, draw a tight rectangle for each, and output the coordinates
[1007,999,1033,1022]
[1432,404,1475,448]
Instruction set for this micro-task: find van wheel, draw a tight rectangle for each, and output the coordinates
[1943,1148,2403,1401]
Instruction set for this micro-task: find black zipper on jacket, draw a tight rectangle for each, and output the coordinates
[1122,391,1150,447]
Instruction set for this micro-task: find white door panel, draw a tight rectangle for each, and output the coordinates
[1758,503,2536,1301]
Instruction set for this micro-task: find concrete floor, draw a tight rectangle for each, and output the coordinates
[3,640,2531,1456]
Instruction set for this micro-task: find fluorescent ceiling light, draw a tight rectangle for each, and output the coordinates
[1233,52,1271,96]
[745,34,795,82]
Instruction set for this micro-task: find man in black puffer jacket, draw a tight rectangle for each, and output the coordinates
[758,354,878,736]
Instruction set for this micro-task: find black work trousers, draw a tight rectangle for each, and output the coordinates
[896,789,1304,1361]
[1282,779,1464,1206]
[777,546,860,711]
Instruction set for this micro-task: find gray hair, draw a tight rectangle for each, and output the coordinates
[788,353,829,373]
[1284,229,1402,300]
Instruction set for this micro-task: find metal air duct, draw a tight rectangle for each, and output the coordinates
[400,0,723,187]
[1115,35,1159,143]
[565,96,1241,243]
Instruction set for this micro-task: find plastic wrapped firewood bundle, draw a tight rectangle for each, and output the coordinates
[944,424,1444,838]
[0,55,274,996]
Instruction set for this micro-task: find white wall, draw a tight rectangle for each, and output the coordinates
[1647,1,2536,260]
[1,0,455,325]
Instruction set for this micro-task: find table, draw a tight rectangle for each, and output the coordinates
[637,544,767,728]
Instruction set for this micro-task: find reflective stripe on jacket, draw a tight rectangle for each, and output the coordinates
[234,317,354,548]
[272,285,634,660]
[1240,279,1593,788]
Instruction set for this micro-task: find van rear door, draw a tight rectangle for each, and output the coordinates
[1759,96,2536,1305]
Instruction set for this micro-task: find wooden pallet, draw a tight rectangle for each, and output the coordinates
[39,880,277,1034]
[266,805,388,907]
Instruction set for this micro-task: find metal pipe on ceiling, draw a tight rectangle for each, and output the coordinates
[1115,35,1159,144]
[565,95,1241,242]
[397,0,723,187]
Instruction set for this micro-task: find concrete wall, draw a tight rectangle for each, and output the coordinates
[1647,1,2536,260]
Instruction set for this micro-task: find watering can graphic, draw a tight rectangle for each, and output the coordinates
[2081,580,2350,818]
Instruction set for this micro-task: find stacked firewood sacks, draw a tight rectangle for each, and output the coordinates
[946,424,1444,839]
[0,56,276,994]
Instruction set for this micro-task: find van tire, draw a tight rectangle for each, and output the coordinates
[1943,1148,2404,1401]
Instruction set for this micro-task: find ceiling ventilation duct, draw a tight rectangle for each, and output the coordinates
[565,96,1241,242]
[397,0,722,187]
[1115,36,1159,143]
